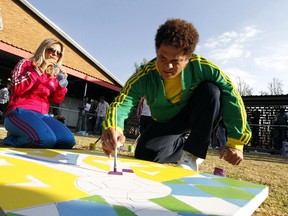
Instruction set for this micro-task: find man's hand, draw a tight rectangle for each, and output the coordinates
[101,127,126,157]
[219,146,243,165]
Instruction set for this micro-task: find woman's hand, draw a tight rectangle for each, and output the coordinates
[40,59,57,75]
[60,69,68,78]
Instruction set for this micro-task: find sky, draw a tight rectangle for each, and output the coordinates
[26,0,288,95]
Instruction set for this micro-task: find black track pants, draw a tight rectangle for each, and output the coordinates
[134,82,221,163]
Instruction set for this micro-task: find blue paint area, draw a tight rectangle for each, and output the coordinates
[165,184,212,197]
[66,154,79,165]
[199,173,216,178]
[180,177,228,187]
[56,200,117,216]
[223,198,249,207]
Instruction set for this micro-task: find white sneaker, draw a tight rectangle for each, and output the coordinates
[177,151,204,171]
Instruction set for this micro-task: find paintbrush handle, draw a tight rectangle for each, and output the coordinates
[113,147,118,171]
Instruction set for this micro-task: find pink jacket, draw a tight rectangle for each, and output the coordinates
[6,59,67,115]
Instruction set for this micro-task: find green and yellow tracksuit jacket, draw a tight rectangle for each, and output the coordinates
[103,54,251,151]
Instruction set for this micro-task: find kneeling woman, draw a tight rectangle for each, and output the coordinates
[3,38,75,149]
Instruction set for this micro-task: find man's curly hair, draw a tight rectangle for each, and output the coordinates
[155,18,199,55]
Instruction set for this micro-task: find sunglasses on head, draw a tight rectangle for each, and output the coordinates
[46,47,62,57]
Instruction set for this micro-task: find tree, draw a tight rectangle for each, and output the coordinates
[134,58,147,72]
[268,78,283,95]
[259,91,269,96]
[235,76,253,96]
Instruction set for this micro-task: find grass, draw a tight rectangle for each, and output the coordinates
[1,128,287,216]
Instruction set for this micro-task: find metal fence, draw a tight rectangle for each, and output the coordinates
[244,106,288,150]
[52,103,288,151]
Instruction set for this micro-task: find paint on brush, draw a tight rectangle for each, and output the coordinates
[122,168,134,173]
[213,167,226,177]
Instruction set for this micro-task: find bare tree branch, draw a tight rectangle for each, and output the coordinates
[235,76,253,96]
[268,78,283,95]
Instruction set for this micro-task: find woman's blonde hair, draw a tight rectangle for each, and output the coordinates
[30,38,65,76]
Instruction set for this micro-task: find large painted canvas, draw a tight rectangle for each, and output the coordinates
[0,148,268,216]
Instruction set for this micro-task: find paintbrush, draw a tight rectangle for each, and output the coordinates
[108,107,123,175]
[112,147,119,172]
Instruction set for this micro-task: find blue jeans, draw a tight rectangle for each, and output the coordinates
[4,108,75,148]
[216,124,227,148]
[94,116,105,135]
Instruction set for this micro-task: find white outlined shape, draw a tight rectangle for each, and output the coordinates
[76,171,173,215]
[6,175,50,187]
[0,159,13,166]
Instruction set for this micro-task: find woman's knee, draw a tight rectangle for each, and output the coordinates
[64,135,76,149]
[39,135,57,148]
[54,135,76,149]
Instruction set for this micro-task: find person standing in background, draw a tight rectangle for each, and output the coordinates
[273,108,288,150]
[94,96,109,135]
[52,107,65,124]
[0,81,11,123]
[215,119,227,148]
[76,96,89,135]
[3,38,75,148]
[87,99,98,133]
[136,97,153,135]
[250,110,261,147]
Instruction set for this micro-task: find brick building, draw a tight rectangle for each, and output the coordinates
[0,0,123,127]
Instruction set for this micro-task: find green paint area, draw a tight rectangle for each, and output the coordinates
[81,195,107,204]
[213,177,266,189]
[81,195,136,215]
[196,185,255,200]
[151,195,201,214]
[163,179,186,184]
[113,205,137,216]
[6,213,23,216]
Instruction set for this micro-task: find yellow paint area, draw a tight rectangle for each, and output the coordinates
[7,148,63,158]
[0,148,197,211]
[0,154,88,211]
[82,155,111,171]
[83,155,197,182]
